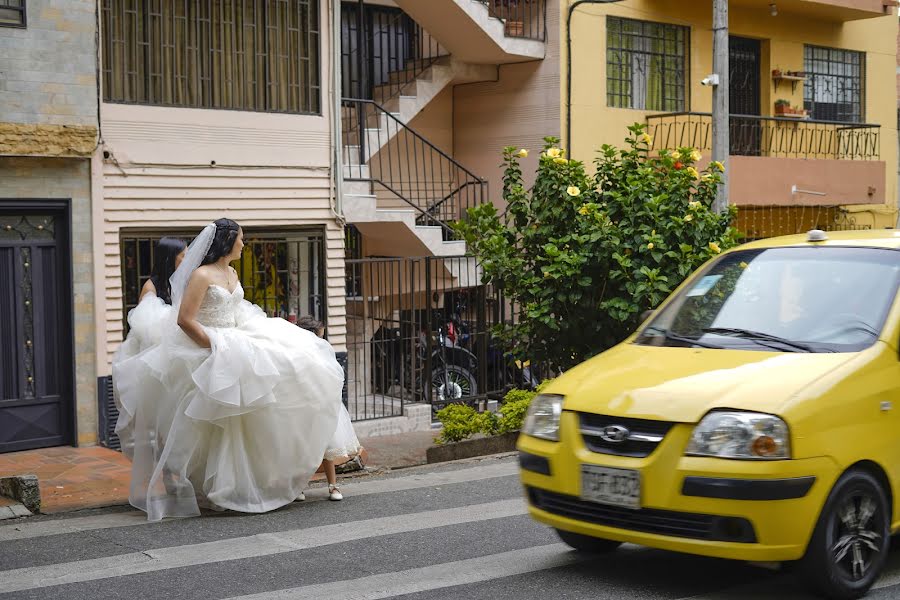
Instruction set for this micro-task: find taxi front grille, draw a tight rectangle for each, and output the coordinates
[577,413,674,458]
[527,487,756,543]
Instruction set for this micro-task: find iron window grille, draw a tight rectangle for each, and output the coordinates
[803,45,865,124]
[101,0,321,115]
[120,229,327,333]
[0,0,25,27]
[607,16,688,112]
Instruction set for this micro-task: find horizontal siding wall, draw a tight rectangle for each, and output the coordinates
[101,164,346,372]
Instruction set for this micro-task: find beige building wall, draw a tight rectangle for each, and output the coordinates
[453,0,562,204]
[96,1,346,370]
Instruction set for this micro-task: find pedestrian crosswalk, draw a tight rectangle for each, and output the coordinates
[3,455,900,600]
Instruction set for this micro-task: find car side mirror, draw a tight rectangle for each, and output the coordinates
[640,309,654,323]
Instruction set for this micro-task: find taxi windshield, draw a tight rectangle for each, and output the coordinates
[635,246,900,353]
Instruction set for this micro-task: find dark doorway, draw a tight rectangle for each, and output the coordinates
[0,204,74,453]
[729,36,762,156]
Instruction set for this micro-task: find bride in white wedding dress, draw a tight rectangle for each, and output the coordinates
[114,219,346,521]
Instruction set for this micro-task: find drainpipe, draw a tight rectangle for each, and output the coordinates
[565,0,625,160]
[332,0,344,217]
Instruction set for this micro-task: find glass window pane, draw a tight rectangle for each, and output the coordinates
[607,16,687,111]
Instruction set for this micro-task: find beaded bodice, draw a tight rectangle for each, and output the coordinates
[196,284,243,328]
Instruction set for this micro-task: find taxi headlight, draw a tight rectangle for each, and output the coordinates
[522,394,564,442]
[686,411,790,460]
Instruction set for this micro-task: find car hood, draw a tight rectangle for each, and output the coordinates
[555,343,864,423]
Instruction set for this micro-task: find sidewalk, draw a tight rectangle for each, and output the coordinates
[0,429,440,515]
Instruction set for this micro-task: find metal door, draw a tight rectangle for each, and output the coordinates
[729,36,762,156]
[0,209,74,452]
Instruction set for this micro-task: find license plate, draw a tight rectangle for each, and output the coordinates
[580,465,641,509]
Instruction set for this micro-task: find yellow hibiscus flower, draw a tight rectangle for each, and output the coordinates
[566,186,581,197]
[688,200,701,210]
[517,148,529,158]
[684,214,694,222]
[709,241,722,254]
[690,149,702,162]
[712,160,725,172]
[686,166,700,179]
[578,205,590,215]
[639,132,653,145]
[647,242,654,250]
[553,157,568,165]
[546,148,562,158]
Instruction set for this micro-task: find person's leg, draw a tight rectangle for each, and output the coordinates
[324,459,343,501]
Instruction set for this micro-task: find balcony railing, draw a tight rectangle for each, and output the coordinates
[476,0,546,41]
[646,112,880,161]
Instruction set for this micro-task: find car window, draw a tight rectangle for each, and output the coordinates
[636,247,900,353]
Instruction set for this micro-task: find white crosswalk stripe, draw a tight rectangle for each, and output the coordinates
[0,498,526,593]
[221,544,583,600]
[0,460,518,542]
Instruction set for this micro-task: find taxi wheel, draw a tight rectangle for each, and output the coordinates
[799,469,890,600]
[555,529,622,554]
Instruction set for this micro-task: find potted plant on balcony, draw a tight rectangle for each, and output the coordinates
[774,99,791,115]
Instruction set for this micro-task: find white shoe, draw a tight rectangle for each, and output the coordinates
[296,491,306,502]
[328,484,343,501]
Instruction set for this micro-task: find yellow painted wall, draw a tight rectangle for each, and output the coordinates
[561,0,897,226]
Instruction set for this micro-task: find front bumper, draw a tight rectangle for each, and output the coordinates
[517,411,841,562]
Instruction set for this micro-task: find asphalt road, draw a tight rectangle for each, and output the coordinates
[3,454,900,600]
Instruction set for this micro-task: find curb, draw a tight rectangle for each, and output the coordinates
[0,474,40,513]
[425,431,520,464]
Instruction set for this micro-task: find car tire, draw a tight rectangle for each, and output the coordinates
[555,529,622,554]
[799,469,890,600]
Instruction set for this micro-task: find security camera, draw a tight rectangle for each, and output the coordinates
[700,74,720,87]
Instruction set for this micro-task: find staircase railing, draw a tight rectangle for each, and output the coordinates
[476,0,546,41]
[342,98,487,240]
[341,3,449,108]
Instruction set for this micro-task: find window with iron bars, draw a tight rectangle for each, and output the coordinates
[0,0,25,27]
[803,45,865,123]
[101,0,321,114]
[120,230,327,333]
[607,17,688,112]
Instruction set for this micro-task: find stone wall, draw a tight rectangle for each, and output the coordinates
[0,157,98,446]
[0,0,98,156]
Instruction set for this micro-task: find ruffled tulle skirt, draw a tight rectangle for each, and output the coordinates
[113,299,349,521]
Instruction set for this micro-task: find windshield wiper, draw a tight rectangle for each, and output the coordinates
[642,326,725,350]
[702,327,819,353]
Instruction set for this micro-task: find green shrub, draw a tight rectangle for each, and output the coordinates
[435,403,497,444]
[455,126,739,372]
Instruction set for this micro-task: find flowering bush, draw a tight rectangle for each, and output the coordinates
[455,124,739,371]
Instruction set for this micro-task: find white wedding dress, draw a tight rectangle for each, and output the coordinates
[113,281,360,521]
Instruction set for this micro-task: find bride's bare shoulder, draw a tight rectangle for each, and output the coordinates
[189,265,217,284]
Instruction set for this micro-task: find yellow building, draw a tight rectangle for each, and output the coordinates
[564,0,898,237]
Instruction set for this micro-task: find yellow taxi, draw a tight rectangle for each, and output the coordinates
[518,229,900,600]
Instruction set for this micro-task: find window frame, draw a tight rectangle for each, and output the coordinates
[101,0,322,116]
[0,0,26,28]
[606,16,689,112]
[119,227,329,334]
[803,44,866,124]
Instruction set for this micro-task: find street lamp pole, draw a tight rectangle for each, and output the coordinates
[711,0,730,214]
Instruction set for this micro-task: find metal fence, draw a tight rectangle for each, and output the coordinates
[345,255,541,421]
[646,112,881,161]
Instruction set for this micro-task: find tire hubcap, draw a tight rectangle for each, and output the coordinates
[831,493,882,581]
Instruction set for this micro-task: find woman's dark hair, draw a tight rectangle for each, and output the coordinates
[297,315,324,337]
[201,218,241,265]
[150,237,186,305]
